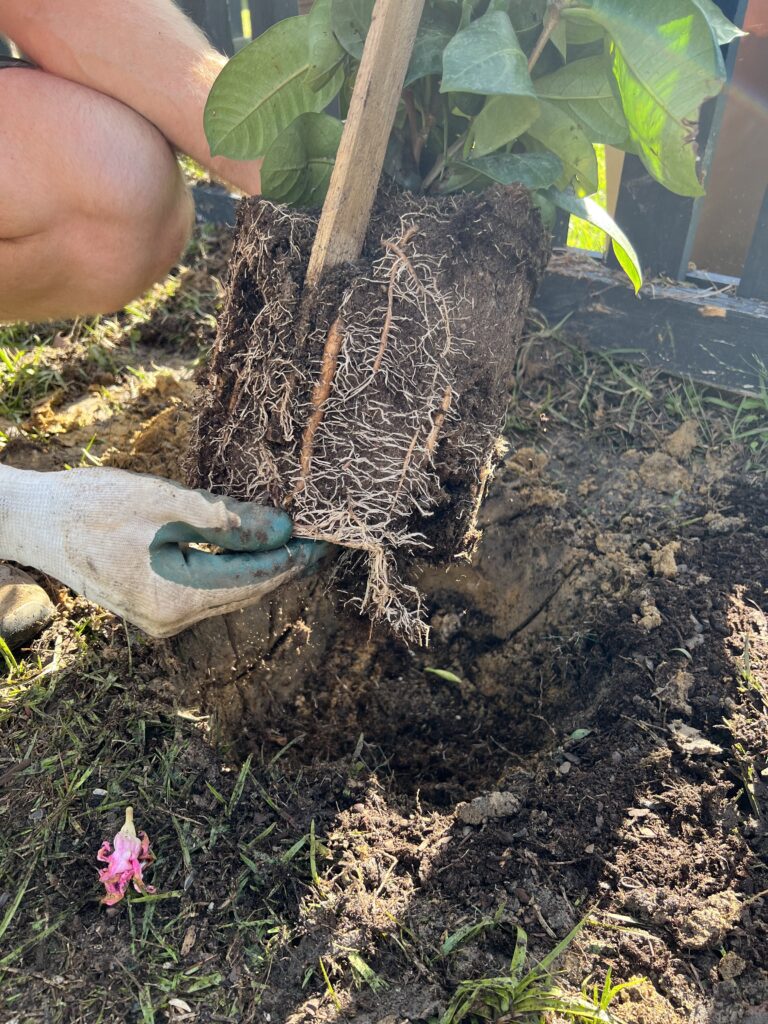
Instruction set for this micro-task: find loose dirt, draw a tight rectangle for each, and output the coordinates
[0,230,766,1024]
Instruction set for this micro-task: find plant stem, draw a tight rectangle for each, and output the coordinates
[528,0,565,72]
[422,135,466,192]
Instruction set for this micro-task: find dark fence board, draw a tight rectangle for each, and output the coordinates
[248,0,298,37]
[535,255,768,395]
[738,185,768,301]
[179,0,236,54]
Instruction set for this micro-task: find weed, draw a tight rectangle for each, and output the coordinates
[440,921,640,1024]
[0,346,64,419]
[346,949,388,994]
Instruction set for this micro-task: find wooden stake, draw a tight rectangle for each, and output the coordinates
[304,0,426,289]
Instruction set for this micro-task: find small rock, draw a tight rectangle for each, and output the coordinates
[515,887,531,904]
[637,598,663,631]
[677,891,741,950]
[669,721,723,757]
[456,791,522,825]
[558,761,571,776]
[638,451,692,494]
[703,510,746,535]
[180,925,197,957]
[653,669,694,716]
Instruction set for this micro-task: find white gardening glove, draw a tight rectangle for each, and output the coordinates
[0,466,324,638]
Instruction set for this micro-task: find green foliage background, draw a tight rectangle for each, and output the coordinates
[205,0,743,289]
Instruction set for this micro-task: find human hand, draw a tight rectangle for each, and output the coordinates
[0,466,324,637]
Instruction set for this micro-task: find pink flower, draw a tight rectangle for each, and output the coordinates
[97,806,156,906]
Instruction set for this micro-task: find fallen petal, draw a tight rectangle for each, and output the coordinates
[97,807,155,906]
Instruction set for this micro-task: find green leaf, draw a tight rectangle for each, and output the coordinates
[467,94,540,158]
[565,13,606,46]
[441,10,535,96]
[549,187,643,292]
[405,8,457,86]
[509,925,529,980]
[441,919,494,956]
[563,0,725,196]
[508,0,547,35]
[425,668,464,684]
[205,17,343,159]
[534,55,629,146]
[261,112,343,207]
[522,101,599,194]
[691,0,747,45]
[331,0,374,59]
[458,151,563,189]
[551,20,568,59]
[306,0,346,91]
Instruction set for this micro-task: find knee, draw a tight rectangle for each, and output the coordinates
[90,147,195,314]
[0,131,195,322]
[0,71,197,320]
[107,182,195,313]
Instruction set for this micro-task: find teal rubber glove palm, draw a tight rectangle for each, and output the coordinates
[0,466,324,637]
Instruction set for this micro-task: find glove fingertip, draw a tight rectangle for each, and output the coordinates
[235,505,293,550]
[287,540,333,572]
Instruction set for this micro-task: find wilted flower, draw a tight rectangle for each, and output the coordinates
[97,806,156,906]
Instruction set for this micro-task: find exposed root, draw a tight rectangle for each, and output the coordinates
[296,316,345,489]
[423,385,453,462]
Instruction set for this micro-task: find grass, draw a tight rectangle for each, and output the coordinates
[0,345,65,419]
[0,228,224,459]
[440,921,641,1024]
[0,631,316,1020]
[509,327,768,475]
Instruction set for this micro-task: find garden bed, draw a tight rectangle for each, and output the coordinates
[0,231,766,1024]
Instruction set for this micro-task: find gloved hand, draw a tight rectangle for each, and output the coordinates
[0,466,324,638]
